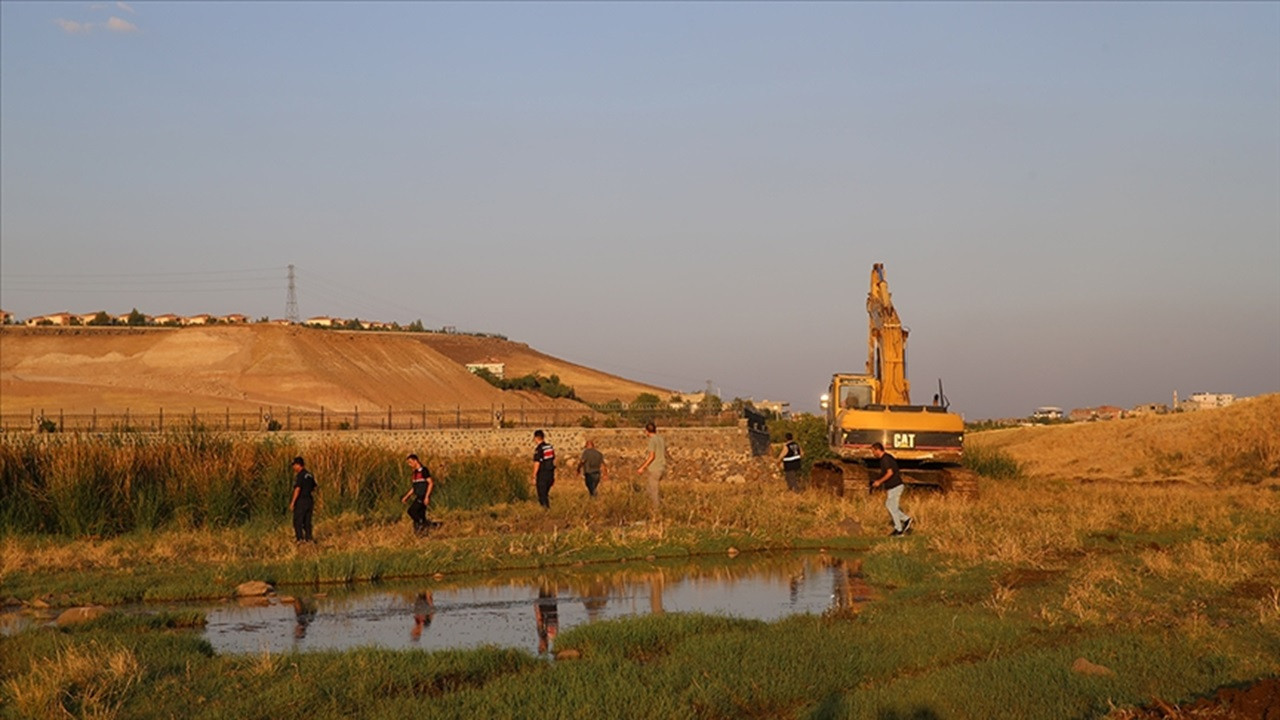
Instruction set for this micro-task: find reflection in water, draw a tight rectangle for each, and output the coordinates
[410,591,434,643]
[534,584,559,654]
[202,552,873,656]
[582,580,607,622]
[292,597,316,641]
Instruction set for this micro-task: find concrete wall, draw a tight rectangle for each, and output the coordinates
[289,426,778,484]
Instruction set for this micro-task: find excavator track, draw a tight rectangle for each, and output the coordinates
[809,460,979,498]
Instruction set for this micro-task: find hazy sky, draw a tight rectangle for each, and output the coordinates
[2,2,1277,419]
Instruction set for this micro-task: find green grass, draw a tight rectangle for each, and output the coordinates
[3,570,1276,720]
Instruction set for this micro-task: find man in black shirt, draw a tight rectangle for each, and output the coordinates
[871,442,913,536]
[289,456,317,542]
[779,432,804,492]
[400,453,434,536]
[532,429,555,509]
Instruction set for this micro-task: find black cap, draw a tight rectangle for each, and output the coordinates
[292,456,305,466]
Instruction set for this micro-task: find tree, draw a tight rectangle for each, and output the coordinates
[127,308,147,326]
[699,393,723,416]
[632,392,662,410]
[407,319,426,332]
[88,311,113,326]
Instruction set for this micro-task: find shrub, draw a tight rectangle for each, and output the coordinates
[434,456,529,510]
[964,444,1023,480]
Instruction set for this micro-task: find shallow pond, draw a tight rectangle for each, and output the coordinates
[205,551,872,656]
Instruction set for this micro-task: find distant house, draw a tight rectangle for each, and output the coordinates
[1186,392,1236,410]
[466,358,505,379]
[305,316,338,328]
[367,321,392,330]
[0,309,13,325]
[114,311,144,325]
[669,391,706,411]
[1094,405,1124,420]
[221,314,249,324]
[1130,403,1168,416]
[754,399,791,418]
[1032,406,1064,420]
[153,314,181,326]
[1070,405,1125,422]
[25,312,73,326]
[181,314,212,326]
[269,318,293,325]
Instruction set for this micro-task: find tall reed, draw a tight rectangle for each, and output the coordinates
[0,432,528,537]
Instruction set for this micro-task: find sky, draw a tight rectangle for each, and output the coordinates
[1,2,1277,419]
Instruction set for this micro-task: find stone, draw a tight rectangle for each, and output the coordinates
[554,648,581,661]
[30,597,50,609]
[727,547,740,557]
[55,606,109,628]
[1071,657,1115,676]
[235,580,273,597]
[725,474,746,484]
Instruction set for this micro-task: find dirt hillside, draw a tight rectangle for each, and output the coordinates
[969,393,1280,484]
[0,325,671,415]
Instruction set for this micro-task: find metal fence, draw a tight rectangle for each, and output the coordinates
[1,404,750,433]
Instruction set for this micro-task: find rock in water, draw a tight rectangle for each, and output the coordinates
[55,606,108,627]
[235,580,273,597]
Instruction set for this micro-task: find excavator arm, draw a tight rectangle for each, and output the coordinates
[866,263,911,405]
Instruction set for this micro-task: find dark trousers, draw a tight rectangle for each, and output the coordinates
[407,499,428,534]
[292,498,314,541]
[584,471,601,497]
[784,468,803,492]
[536,472,554,508]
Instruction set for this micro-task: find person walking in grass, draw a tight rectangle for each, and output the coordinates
[577,439,607,498]
[289,456,317,543]
[870,442,913,536]
[636,422,667,511]
[400,453,434,536]
[531,429,556,509]
[779,432,804,492]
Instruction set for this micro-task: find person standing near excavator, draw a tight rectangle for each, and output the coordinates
[779,432,803,492]
[871,442,913,536]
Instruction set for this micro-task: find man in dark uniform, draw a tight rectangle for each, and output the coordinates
[870,442,913,536]
[289,456,317,542]
[531,429,555,509]
[779,432,804,492]
[400,453,434,536]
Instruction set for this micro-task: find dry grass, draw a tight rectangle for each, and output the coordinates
[5,641,141,720]
[971,393,1280,483]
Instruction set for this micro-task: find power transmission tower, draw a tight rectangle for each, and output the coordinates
[286,264,299,323]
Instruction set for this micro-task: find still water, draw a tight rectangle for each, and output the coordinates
[205,552,871,656]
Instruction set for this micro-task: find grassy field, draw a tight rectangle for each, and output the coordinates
[2,397,1279,718]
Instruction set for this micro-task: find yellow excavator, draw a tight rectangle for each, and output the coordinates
[811,263,977,496]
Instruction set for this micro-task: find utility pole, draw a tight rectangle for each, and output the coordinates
[286,264,299,324]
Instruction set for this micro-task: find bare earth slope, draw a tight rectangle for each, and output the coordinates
[410,333,670,404]
[970,393,1280,484]
[0,326,670,414]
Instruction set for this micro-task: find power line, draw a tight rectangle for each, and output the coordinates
[0,267,281,279]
